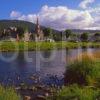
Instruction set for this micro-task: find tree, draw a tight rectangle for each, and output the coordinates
[53,32,62,41]
[94,32,100,37]
[43,28,52,37]
[80,32,89,42]
[94,32,100,42]
[16,27,24,39]
[65,29,72,38]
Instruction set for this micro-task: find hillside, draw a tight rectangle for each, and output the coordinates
[0,20,60,33]
[71,29,100,34]
[0,20,37,32]
[0,20,99,34]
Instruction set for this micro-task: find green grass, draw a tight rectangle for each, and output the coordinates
[64,53,100,86]
[0,85,21,100]
[0,41,99,52]
[51,54,100,100]
[55,84,100,100]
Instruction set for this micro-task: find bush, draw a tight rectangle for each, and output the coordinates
[0,85,21,100]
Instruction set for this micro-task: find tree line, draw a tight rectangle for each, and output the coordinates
[0,27,100,42]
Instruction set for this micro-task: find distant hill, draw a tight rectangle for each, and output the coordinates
[0,20,60,33]
[0,20,99,34]
[70,29,100,34]
[0,20,38,32]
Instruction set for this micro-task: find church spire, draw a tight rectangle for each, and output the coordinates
[36,17,40,34]
[36,17,39,26]
[35,17,44,41]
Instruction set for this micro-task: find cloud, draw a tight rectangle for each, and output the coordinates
[79,0,95,9]
[38,5,94,30]
[10,11,21,18]
[10,5,100,30]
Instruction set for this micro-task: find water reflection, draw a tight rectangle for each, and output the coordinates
[0,48,99,85]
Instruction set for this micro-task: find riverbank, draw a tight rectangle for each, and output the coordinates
[0,41,100,52]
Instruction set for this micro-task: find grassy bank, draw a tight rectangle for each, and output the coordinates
[53,52,100,100]
[0,41,100,52]
[0,85,21,100]
[54,85,100,100]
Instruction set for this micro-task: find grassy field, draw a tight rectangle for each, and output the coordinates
[0,41,99,52]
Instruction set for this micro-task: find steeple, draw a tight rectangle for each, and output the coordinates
[35,17,44,41]
[36,17,41,35]
[37,17,39,26]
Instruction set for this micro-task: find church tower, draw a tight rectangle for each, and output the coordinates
[35,17,41,36]
[35,17,44,41]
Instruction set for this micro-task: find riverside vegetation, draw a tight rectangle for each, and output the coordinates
[50,52,100,100]
[0,41,100,52]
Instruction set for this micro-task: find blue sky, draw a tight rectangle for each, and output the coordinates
[0,0,100,30]
[0,0,80,19]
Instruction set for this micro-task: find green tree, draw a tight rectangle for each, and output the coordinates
[94,32,100,37]
[17,27,24,39]
[65,29,72,38]
[93,33,100,42]
[43,28,52,37]
[80,32,89,42]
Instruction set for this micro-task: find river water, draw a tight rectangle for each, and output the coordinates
[0,48,99,86]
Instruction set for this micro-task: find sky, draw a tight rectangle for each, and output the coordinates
[0,0,100,30]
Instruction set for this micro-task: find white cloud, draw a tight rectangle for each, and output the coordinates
[10,11,21,18]
[38,5,94,30]
[10,5,100,30]
[79,0,95,9]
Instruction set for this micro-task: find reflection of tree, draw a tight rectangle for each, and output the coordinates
[66,48,71,64]
[42,50,51,59]
[16,52,27,68]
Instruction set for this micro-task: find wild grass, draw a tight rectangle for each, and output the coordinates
[64,52,100,86]
[69,50,100,62]
[0,85,21,100]
[52,52,100,100]
[55,84,100,100]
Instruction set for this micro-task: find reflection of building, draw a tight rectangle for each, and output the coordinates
[35,17,44,42]
[16,34,19,42]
